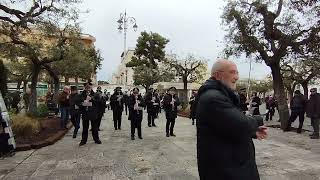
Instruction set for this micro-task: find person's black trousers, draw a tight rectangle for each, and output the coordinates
[125,104,128,115]
[166,118,176,135]
[288,110,305,129]
[81,113,100,143]
[71,112,81,136]
[265,108,275,121]
[131,119,142,138]
[311,118,320,135]
[148,113,156,126]
[113,110,122,129]
[97,112,104,130]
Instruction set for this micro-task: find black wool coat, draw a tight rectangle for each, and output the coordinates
[196,78,263,180]
[128,94,145,121]
[163,94,180,119]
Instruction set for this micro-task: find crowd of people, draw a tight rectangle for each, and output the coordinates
[55,82,183,145]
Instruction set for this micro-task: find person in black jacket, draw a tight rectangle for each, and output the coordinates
[196,59,267,180]
[145,88,160,127]
[123,91,130,115]
[110,87,124,130]
[95,86,106,131]
[69,86,82,138]
[79,82,101,146]
[239,88,248,114]
[250,92,261,115]
[286,90,307,133]
[189,91,197,125]
[163,87,181,137]
[128,87,145,140]
[306,88,320,139]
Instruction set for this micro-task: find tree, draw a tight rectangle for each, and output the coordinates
[165,55,207,103]
[127,31,173,89]
[0,59,8,97]
[222,0,320,130]
[0,0,82,116]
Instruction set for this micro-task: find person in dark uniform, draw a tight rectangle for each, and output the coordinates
[79,82,101,146]
[123,91,130,115]
[239,88,248,114]
[128,87,145,140]
[154,89,161,118]
[189,91,197,125]
[110,87,124,130]
[250,92,261,115]
[163,87,181,137]
[105,91,111,111]
[96,86,106,131]
[69,86,82,138]
[145,88,160,127]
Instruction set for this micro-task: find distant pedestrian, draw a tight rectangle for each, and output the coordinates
[287,90,307,133]
[58,86,70,129]
[265,95,277,121]
[110,87,124,130]
[306,88,320,139]
[196,59,266,180]
[239,88,248,114]
[95,86,106,131]
[69,86,81,138]
[250,92,261,115]
[128,87,145,140]
[163,87,181,137]
[145,88,160,127]
[189,91,197,125]
[123,91,129,115]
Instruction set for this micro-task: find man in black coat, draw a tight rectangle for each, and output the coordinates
[239,88,248,114]
[189,91,197,125]
[287,90,307,133]
[306,88,320,139]
[123,91,130,115]
[163,87,181,137]
[196,59,267,180]
[128,87,145,140]
[145,88,160,127]
[79,82,101,146]
[110,87,124,130]
[250,92,261,115]
[96,86,106,131]
[69,86,82,138]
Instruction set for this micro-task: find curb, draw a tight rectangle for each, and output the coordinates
[15,122,73,152]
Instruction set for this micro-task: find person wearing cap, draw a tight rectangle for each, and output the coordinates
[110,87,124,130]
[145,88,160,127]
[69,86,82,138]
[306,88,320,139]
[79,82,101,146]
[128,87,145,140]
[163,86,181,137]
[95,86,107,131]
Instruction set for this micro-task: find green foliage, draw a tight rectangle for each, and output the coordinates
[11,114,40,137]
[128,31,169,68]
[35,104,49,118]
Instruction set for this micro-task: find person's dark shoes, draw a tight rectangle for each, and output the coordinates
[284,126,291,132]
[131,136,135,140]
[115,128,117,130]
[79,141,86,146]
[95,140,102,144]
[152,124,156,127]
[310,135,319,139]
[309,133,315,137]
[297,128,302,134]
[72,134,77,138]
[166,134,170,137]
[118,127,121,130]
[138,136,143,139]
[170,134,176,137]
[148,124,151,127]
[90,129,92,131]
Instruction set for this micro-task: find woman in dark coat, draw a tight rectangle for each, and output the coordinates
[110,87,124,130]
[128,87,145,140]
[163,87,181,137]
[145,88,160,127]
[189,91,197,125]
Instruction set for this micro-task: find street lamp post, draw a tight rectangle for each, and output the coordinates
[247,58,252,99]
[117,10,138,53]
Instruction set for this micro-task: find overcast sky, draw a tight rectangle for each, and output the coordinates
[78,0,271,81]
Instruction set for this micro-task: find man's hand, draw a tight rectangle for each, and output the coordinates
[256,126,268,140]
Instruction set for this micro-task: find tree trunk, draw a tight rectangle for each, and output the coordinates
[65,76,69,85]
[182,76,188,104]
[301,82,308,98]
[75,77,79,89]
[270,63,289,130]
[28,65,41,116]
[23,80,28,93]
[16,80,22,91]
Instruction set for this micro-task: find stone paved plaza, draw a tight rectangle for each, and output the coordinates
[1,110,320,180]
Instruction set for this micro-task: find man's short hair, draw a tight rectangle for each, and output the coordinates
[71,86,77,91]
[294,90,301,94]
[311,88,317,92]
[211,59,235,77]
